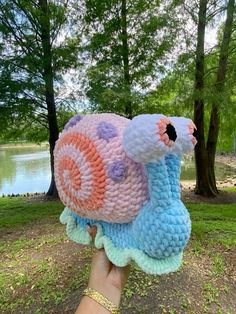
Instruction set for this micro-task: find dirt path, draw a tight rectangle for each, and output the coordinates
[182,189,236,204]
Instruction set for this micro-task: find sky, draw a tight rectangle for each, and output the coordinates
[205,25,219,49]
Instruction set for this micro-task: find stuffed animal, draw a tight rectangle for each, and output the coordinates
[54,113,197,274]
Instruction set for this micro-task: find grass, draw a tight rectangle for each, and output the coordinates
[211,253,225,276]
[0,251,91,312]
[1,197,235,240]
[0,196,235,313]
[221,186,236,192]
[203,282,220,305]
[188,203,236,247]
[0,234,67,259]
[0,196,90,312]
[0,197,63,226]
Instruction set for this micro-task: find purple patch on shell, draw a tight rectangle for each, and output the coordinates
[107,160,128,182]
[64,114,83,130]
[97,122,118,141]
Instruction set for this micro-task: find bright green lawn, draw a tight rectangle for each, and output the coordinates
[221,186,236,192]
[0,197,235,247]
[0,197,64,227]
[188,203,236,247]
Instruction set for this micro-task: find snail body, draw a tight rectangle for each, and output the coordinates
[55,113,197,274]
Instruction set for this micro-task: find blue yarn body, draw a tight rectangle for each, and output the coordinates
[70,154,191,259]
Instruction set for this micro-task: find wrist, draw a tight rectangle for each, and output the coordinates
[82,287,120,314]
[87,282,121,307]
[79,295,111,314]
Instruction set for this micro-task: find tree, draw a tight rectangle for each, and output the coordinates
[194,0,210,196]
[0,0,80,196]
[83,0,183,118]
[194,0,235,196]
[206,0,235,194]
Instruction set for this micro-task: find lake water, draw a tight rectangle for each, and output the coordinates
[0,146,50,195]
[0,146,234,195]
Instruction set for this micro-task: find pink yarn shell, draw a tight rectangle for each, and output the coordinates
[54,113,148,223]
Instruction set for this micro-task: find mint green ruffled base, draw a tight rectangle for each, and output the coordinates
[60,207,183,275]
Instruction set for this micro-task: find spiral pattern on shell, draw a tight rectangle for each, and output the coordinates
[54,113,148,223]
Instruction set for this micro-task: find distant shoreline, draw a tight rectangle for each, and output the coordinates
[0,143,48,149]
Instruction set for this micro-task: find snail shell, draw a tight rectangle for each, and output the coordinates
[54,113,148,223]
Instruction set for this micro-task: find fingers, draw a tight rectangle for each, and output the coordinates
[86,223,130,287]
[86,224,97,241]
[89,249,111,283]
[86,224,111,275]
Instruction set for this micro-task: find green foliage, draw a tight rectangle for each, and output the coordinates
[84,0,183,115]
[145,31,236,151]
[139,70,194,117]
[0,0,80,142]
[218,30,236,152]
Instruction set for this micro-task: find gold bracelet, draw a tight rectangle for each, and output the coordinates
[83,287,120,314]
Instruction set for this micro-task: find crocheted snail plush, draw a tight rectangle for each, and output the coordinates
[55,113,197,274]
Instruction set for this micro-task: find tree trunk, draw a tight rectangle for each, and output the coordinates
[206,103,219,195]
[206,0,235,194]
[194,0,215,196]
[121,0,132,118]
[39,0,59,197]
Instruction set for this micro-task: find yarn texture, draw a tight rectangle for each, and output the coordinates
[54,113,197,274]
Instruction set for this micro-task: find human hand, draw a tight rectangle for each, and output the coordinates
[87,225,130,307]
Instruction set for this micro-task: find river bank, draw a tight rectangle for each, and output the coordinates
[0,142,48,149]
[216,153,236,186]
[181,153,236,203]
[0,146,235,198]
[182,152,236,189]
